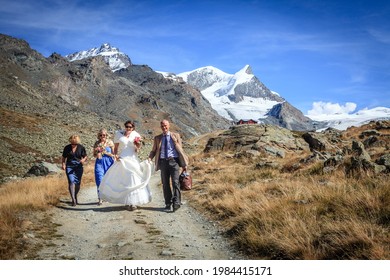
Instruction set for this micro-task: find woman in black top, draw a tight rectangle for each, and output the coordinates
[62,135,88,206]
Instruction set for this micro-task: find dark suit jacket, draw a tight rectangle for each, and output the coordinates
[149,131,189,171]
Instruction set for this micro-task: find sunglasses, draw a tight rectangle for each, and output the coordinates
[99,134,107,137]
[125,126,133,129]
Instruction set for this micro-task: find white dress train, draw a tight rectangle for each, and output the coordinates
[99,130,152,206]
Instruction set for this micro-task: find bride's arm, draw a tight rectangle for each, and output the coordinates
[113,143,119,160]
[134,132,142,153]
[135,143,141,153]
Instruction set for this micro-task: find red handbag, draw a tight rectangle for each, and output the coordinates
[179,171,192,191]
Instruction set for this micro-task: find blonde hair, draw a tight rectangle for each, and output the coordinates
[68,135,81,144]
[97,129,110,139]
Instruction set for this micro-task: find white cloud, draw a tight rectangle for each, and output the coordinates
[307,101,357,116]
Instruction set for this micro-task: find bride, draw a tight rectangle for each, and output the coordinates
[99,120,152,210]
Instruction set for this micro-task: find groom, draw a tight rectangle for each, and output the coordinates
[148,119,188,212]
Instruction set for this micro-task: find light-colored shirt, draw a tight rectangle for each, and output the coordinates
[160,132,178,159]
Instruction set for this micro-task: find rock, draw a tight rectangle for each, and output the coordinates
[351,141,371,161]
[160,250,174,256]
[134,219,147,224]
[204,124,307,156]
[302,132,326,151]
[323,166,336,173]
[263,145,285,158]
[204,137,225,152]
[359,130,379,139]
[25,162,61,177]
[363,136,379,148]
[255,161,280,169]
[235,149,261,158]
[117,242,127,247]
[324,154,343,167]
[376,154,390,171]
[373,164,387,174]
[347,156,386,176]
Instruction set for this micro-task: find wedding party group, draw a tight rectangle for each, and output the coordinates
[61,119,189,212]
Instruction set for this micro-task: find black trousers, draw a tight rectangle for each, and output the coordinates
[159,158,181,206]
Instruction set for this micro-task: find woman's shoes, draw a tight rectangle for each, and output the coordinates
[97,199,103,206]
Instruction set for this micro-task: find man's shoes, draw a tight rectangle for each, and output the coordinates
[164,204,171,211]
[127,205,137,211]
[173,204,181,212]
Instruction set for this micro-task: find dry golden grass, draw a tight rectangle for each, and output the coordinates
[188,152,390,260]
[0,163,95,259]
[1,141,389,260]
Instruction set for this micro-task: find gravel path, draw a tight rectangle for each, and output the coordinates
[37,173,243,260]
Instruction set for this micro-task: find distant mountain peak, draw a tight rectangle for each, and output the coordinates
[65,43,132,72]
[176,65,284,122]
[239,64,253,75]
[97,43,119,53]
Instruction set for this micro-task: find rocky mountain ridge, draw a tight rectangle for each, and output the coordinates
[262,101,321,131]
[65,43,132,72]
[0,33,229,181]
[63,44,319,131]
[65,42,389,132]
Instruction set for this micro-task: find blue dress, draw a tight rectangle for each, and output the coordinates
[94,146,114,198]
[62,144,87,186]
[66,160,83,185]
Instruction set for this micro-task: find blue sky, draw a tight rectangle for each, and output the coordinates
[1,0,389,115]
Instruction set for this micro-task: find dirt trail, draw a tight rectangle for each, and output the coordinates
[37,172,243,260]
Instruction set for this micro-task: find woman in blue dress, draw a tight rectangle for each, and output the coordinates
[93,129,115,205]
[61,135,88,206]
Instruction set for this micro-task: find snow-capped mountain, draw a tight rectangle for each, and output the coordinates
[170,65,390,131]
[64,42,390,131]
[66,43,131,72]
[173,65,284,121]
[307,107,390,131]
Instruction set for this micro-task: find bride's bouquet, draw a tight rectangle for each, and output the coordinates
[95,144,106,159]
[134,136,142,144]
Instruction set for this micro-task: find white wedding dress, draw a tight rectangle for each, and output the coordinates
[99,130,152,206]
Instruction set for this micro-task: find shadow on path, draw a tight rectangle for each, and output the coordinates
[55,204,168,213]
